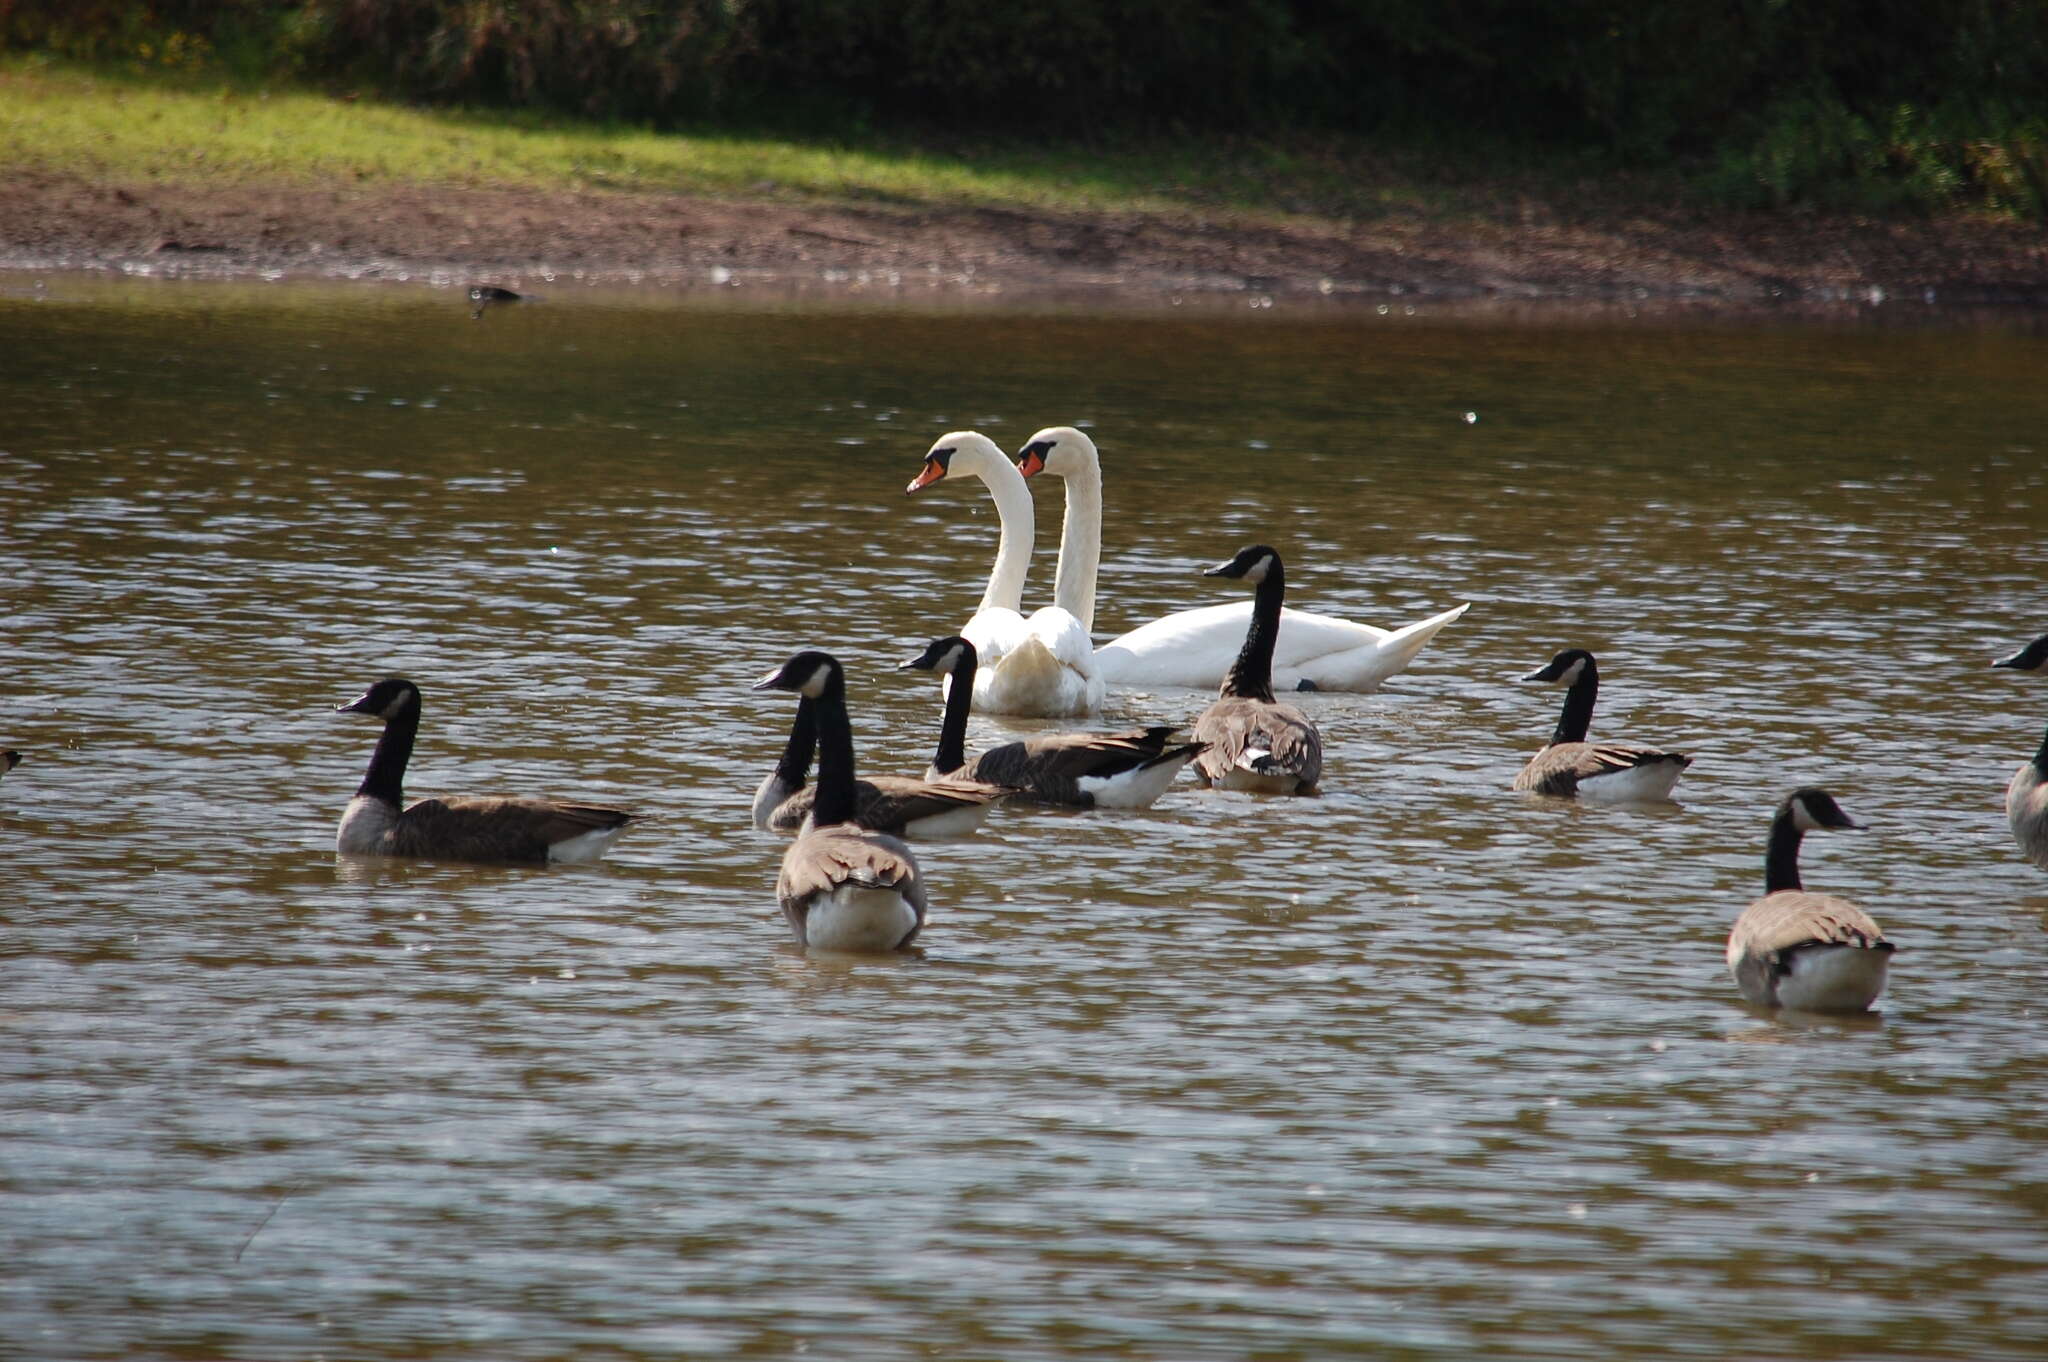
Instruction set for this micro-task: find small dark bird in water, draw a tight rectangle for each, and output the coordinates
[1,749,21,780]
[468,285,522,319]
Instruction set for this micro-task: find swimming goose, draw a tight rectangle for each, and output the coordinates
[1190,546,1324,794]
[335,678,638,863]
[1514,649,1690,801]
[753,692,1012,839]
[1727,788,1894,1013]
[905,431,1105,717]
[1993,631,2048,870]
[1016,425,1469,691]
[754,651,928,952]
[898,635,1206,808]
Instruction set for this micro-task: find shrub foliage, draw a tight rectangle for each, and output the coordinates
[5,0,2046,214]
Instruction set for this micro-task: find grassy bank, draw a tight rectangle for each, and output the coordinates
[0,54,1544,228]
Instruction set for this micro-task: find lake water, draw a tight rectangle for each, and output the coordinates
[5,276,2048,1360]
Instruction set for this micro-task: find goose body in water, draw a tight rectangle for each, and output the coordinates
[905,431,1104,717]
[1189,545,1324,795]
[899,635,1205,808]
[1016,426,1469,692]
[754,652,928,953]
[753,693,1011,839]
[1993,632,2048,871]
[1727,788,1893,1013]
[335,678,637,863]
[1514,649,1690,801]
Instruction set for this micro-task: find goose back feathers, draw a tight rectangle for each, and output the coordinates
[1513,649,1690,801]
[335,678,638,864]
[1727,788,1893,1013]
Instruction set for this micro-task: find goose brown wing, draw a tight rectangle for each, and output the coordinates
[770,775,1011,835]
[1731,891,1890,960]
[1513,741,1682,795]
[392,796,636,862]
[972,726,1179,788]
[1193,697,1323,788]
[777,825,927,911]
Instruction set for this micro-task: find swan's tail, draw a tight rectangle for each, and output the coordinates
[1291,602,1470,691]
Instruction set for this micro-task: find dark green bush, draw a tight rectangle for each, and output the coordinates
[5,0,2047,215]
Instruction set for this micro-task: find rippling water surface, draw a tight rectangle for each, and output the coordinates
[6,278,2048,1360]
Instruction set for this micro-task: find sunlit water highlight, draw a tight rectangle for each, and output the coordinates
[4,278,2048,1359]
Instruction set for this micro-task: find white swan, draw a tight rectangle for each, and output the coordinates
[904,432,1105,717]
[1016,425,1471,692]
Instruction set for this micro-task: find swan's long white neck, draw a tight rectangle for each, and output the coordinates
[964,449,1036,615]
[1048,450,1102,633]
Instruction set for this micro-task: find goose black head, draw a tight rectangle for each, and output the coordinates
[1786,786,1859,833]
[754,651,842,700]
[1204,544,1281,584]
[1523,648,1596,686]
[338,677,422,721]
[1993,633,2048,673]
[898,636,977,676]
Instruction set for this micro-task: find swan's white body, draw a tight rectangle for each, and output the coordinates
[1017,426,1469,692]
[908,433,1104,717]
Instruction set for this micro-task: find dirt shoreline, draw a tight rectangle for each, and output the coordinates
[4,167,2047,309]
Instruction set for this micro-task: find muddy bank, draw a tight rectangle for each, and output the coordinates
[3,166,2046,308]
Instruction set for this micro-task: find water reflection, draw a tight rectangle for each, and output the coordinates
[4,277,2048,1359]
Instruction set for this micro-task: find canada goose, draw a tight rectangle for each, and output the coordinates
[1514,649,1690,801]
[754,651,928,952]
[904,431,1104,716]
[898,635,1206,808]
[468,284,522,319]
[335,678,638,864]
[752,692,1012,839]
[1993,631,2048,870]
[1727,788,1894,1013]
[1189,546,1324,794]
[1016,425,1470,691]
[1,750,19,780]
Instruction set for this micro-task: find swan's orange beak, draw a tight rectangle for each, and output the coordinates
[905,457,947,494]
[1016,447,1046,478]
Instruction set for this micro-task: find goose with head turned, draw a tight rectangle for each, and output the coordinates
[1727,788,1894,1013]
[1015,425,1470,692]
[752,692,1013,839]
[1514,649,1690,802]
[335,678,639,863]
[1992,631,2048,870]
[754,651,928,953]
[898,635,1206,808]
[1190,545,1324,794]
[905,432,1104,717]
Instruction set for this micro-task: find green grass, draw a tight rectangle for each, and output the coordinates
[0,53,1501,224]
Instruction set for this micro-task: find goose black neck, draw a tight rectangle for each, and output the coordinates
[1551,660,1599,746]
[775,697,818,787]
[1764,805,1806,893]
[1220,560,1285,702]
[808,669,861,828]
[932,652,976,776]
[357,701,418,807]
[2033,722,2048,773]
